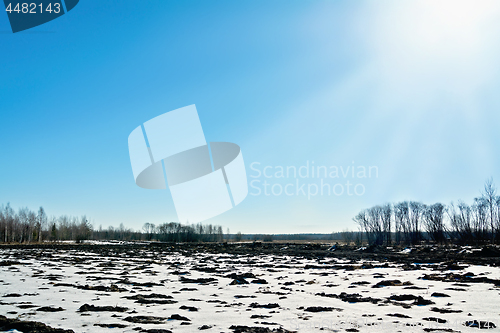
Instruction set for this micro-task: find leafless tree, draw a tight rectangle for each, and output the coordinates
[481,178,497,241]
[37,207,47,242]
[381,203,392,245]
[353,209,372,245]
[471,198,489,242]
[216,226,224,242]
[142,222,156,240]
[448,201,473,244]
[394,201,408,244]
[409,201,423,244]
[354,206,387,246]
[423,203,446,243]
[394,201,409,245]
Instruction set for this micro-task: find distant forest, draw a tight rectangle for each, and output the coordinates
[0,203,345,244]
[0,203,344,244]
[353,178,500,246]
[0,205,228,243]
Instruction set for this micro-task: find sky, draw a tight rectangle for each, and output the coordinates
[2,0,500,234]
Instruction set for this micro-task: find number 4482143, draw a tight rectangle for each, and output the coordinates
[5,3,61,14]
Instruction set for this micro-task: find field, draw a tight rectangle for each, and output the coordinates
[0,242,499,332]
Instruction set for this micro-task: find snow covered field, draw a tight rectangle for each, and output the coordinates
[0,244,499,332]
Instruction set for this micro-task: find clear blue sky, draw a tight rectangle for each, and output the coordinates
[2,0,500,233]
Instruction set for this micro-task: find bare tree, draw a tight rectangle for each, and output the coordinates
[394,201,409,245]
[216,226,224,242]
[37,207,47,242]
[481,178,497,241]
[353,210,372,245]
[448,201,473,244]
[472,198,488,242]
[17,208,27,243]
[423,203,446,243]
[381,203,392,245]
[409,201,423,244]
[354,204,393,246]
[142,222,156,241]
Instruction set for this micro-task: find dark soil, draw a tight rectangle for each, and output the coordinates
[249,302,280,309]
[431,292,451,297]
[179,305,198,311]
[37,306,65,312]
[78,304,128,312]
[387,313,412,318]
[199,325,212,330]
[229,326,295,333]
[1,243,498,267]
[179,276,217,284]
[230,278,249,285]
[423,317,447,323]
[430,307,463,314]
[303,306,342,312]
[0,315,74,332]
[94,323,128,328]
[123,316,166,324]
[250,315,272,319]
[168,314,190,321]
[316,292,381,304]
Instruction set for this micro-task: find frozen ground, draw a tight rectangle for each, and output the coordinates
[0,243,499,332]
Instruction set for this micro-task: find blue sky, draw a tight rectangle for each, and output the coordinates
[2,0,500,233]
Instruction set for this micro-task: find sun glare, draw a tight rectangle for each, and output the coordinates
[410,0,499,56]
[364,0,500,98]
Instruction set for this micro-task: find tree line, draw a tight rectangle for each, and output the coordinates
[136,222,225,242]
[353,178,500,246]
[0,204,226,243]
